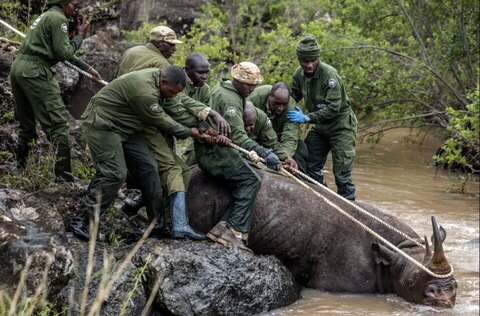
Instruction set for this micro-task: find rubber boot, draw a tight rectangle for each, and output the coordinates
[170,192,205,240]
[54,147,78,183]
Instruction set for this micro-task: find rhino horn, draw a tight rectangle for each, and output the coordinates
[422,235,432,264]
[429,216,452,274]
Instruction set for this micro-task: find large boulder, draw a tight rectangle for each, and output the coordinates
[0,188,74,296]
[136,239,301,316]
[0,185,301,315]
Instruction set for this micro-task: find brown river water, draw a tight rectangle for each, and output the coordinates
[264,129,480,316]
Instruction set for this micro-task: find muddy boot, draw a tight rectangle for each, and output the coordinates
[207,222,253,254]
[206,221,227,242]
[170,192,205,240]
[150,222,173,238]
[121,195,145,217]
[54,147,78,183]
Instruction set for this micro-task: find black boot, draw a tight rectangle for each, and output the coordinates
[121,195,145,217]
[151,222,173,238]
[16,141,30,170]
[67,216,90,241]
[170,192,205,240]
[54,147,78,183]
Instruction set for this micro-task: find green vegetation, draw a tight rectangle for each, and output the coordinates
[434,87,479,173]
[123,0,478,172]
[0,144,59,191]
[177,0,479,172]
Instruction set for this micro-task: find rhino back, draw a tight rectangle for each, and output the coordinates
[187,167,420,293]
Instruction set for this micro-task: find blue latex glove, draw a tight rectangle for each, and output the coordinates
[287,106,309,123]
[260,150,281,171]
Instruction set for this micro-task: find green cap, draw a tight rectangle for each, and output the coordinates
[296,34,321,59]
[48,0,71,6]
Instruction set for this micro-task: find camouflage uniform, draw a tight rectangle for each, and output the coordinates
[10,4,91,179]
[292,62,357,200]
[81,68,192,220]
[248,85,308,171]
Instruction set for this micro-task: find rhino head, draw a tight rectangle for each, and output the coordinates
[372,216,457,308]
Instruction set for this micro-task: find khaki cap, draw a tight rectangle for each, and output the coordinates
[231,62,263,85]
[149,26,183,44]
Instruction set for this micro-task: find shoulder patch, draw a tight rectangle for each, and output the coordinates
[226,106,237,117]
[150,103,161,112]
[266,118,272,127]
[328,78,336,88]
[30,13,44,30]
[61,23,68,34]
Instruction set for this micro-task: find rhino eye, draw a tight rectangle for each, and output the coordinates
[408,275,420,289]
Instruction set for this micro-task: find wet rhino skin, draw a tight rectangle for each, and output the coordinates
[186,166,419,293]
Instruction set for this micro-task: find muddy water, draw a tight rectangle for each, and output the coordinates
[265,129,479,316]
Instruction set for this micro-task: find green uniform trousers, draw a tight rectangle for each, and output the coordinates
[305,112,356,200]
[83,126,162,222]
[10,56,70,157]
[195,143,262,233]
[293,139,308,174]
[142,127,191,195]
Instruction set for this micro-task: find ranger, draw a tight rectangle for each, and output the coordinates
[288,35,357,200]
[70,66,204,240]
[247,83,306,171]
[117,26,227,240]
[197,62,281,253]
[243,101,297,172]
[10,0,102,182]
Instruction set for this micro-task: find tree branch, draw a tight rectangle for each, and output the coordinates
[327,44,469,107]
[358,111,445,132]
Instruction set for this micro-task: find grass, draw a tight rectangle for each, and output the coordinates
[0,195,160,316]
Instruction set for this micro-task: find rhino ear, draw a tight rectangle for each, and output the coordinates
[371,242,396,266]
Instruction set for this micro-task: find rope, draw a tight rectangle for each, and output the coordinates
[296,168,425,248]
[0,18,108,86]
[229,142,454,279]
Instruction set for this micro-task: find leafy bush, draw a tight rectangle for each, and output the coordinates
[434,87,479,173]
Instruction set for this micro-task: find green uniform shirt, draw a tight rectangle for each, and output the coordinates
[81,68,191,140]
[248,85,300,158]
[18,5,88,70]
[291,62,354,125]
[210,79,268,156]
[184,80,210,105]
[116,43,209,120]
[247,107,287,160]
[116,43,170,76]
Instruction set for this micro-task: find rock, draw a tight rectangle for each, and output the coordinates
[0,184,300,315]
[69,50,120,118]
[136,239,301,316]
[116,0,209,32]
[0,188,74,296]
[0,38,20,119]
[54,237,150,316]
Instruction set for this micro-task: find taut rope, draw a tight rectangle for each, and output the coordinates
[229,142,454,278]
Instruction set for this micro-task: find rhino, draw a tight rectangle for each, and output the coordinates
[186,166,457,308]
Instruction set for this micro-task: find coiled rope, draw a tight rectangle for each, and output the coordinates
[229,142,454,278]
